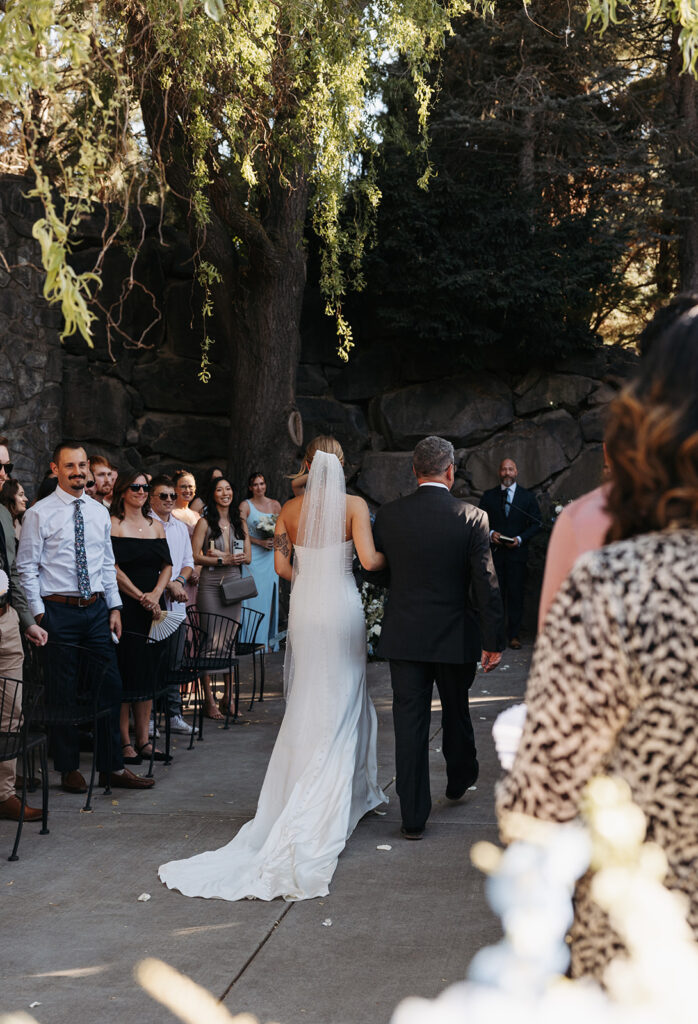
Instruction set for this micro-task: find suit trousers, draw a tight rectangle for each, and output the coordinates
[389,659,477,831]
[493,554,526,640]
[41,598,123,774]
[0,606,24,801]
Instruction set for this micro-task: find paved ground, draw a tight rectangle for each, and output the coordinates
[1,645,531,1024]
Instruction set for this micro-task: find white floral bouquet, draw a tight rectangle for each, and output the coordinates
[256,513,278,539]
[360,581,387,658]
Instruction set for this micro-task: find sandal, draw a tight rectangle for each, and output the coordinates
[122,743,142,765]
[204,703,224,721]
[137,742,167,762]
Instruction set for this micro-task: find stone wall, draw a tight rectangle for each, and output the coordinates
[0,174,638,629]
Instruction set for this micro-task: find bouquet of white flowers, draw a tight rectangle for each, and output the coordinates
[360,581,387,658]
[256,513,278,539]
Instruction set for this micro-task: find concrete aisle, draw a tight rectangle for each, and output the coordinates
[0,646,530,1024]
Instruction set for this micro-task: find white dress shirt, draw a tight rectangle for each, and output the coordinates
[16,485,121,616]
[150,511,194,611]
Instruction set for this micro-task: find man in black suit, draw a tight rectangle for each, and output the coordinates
[371,436,504,840]
[478,457,541,649]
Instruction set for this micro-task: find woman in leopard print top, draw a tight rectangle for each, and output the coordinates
[496,311,698,981]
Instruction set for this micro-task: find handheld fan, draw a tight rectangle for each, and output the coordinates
[148,606,186,641]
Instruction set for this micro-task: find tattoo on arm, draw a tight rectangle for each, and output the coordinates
[274,532,290,557]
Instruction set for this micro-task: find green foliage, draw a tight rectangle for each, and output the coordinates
[0,0,476,351]
[0,0,697,355]
[355,0,674,360]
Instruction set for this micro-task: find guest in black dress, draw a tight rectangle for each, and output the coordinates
[111,472,172,763]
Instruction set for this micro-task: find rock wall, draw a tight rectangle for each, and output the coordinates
[0,174,638,629]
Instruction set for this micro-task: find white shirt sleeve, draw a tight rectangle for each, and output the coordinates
[102,514,121,610]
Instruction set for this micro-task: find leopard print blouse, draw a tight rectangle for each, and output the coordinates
[496,526,698,981]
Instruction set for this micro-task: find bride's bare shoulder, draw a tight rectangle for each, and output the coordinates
[346,494,368,515]
[280,496,304,518]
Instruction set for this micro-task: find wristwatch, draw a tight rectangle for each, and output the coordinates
[217,557,223,566]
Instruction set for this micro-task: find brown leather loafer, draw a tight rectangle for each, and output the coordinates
[0,794,43,822]
[98,768,155,790]
[509,637,522,650]
[61,770,88,794]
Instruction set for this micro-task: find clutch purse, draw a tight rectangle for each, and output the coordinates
[220,574,258,605]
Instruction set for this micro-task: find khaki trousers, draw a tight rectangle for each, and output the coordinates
[0,607,24,801]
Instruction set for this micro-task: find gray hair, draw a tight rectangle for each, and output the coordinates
[412,436,455,478]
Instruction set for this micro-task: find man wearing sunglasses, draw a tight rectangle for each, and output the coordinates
[17,442,154,795]
[149,474,195,736]
[0,436,49,822]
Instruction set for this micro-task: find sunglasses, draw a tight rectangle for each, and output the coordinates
[155,492,176,501]
[0,462,14,474]
[128,483,149,493]
[86,480,95,488]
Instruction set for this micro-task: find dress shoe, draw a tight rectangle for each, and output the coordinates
[99,768,155,790]
[446,762,479,801]
[400,826,424,841]
[509,637,522,650]
[61,770,88,794]
[0,794,43,822]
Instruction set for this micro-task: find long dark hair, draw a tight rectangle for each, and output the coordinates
[203,476,245,541]
[246,471,266,497]
[605,313,698,542]
[111,471,153,522]
[197,465,225,499]
[0,479,22,520]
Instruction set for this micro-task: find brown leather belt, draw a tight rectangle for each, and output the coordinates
[44,593,103,607]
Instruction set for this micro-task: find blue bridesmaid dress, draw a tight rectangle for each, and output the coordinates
[242,502,279,650]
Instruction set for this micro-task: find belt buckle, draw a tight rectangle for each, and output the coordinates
[77,596,92,608]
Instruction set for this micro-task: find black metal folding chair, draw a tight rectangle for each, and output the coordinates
[157,623,207,751]
[24,641,111,812]
[234,607,266,710]
[0,675,49,861]
[186,607,240,730]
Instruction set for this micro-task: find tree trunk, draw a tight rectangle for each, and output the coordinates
[667,25,698,291]
[223,246,307,501]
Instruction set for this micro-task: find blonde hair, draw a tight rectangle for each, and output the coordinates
[291,435,344,480]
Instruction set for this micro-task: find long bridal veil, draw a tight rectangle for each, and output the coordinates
[283,449,347,700]
[158,447,386,902]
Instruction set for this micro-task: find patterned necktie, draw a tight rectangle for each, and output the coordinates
[73,499,92,599]
[504,488,511,517]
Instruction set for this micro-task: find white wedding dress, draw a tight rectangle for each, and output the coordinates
[158,452,387,901]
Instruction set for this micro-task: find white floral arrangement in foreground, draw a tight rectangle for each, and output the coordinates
[392,775,698,1024]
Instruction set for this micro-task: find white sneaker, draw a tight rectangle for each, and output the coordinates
[169,714,194,735]
[148,719,160,738]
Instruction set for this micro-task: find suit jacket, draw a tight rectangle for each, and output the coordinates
[371,486,504,663]
[479,484,542,564]
[0,504,33,630]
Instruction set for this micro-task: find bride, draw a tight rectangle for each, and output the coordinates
[159,436,388,901]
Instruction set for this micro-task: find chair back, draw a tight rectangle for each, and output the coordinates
[0,676,43,763]
[118,631,170,702]
[25,642,109,725]
[236,607,264,649]
[162,623,206,687]
[186,607,239,668]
